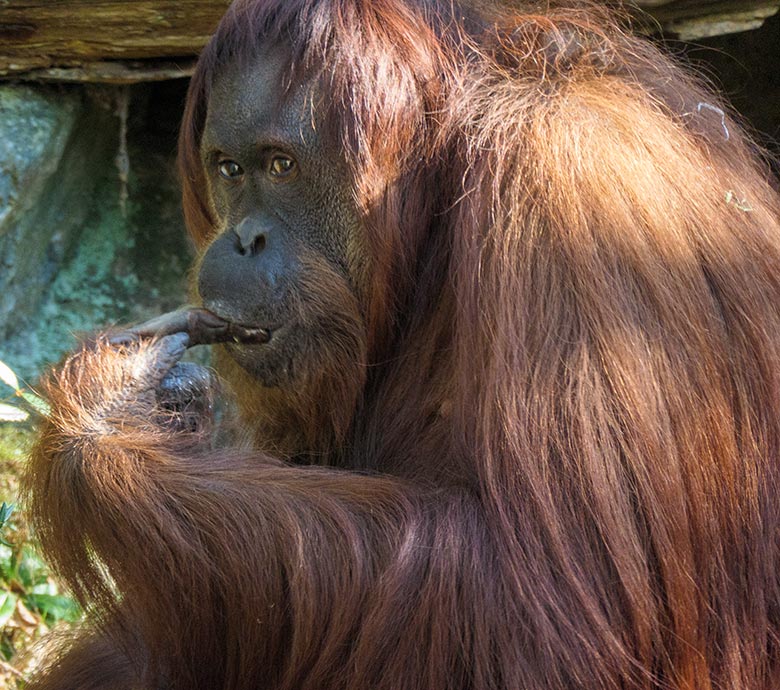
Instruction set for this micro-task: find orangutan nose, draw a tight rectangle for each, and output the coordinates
[234,217,268,257]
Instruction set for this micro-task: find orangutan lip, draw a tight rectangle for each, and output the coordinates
[203,314,273,345]
[192,308,273,346]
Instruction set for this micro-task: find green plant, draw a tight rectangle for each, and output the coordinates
[0,538,81,630]
[0,359,49,422]
[0,493,81,685]
[0,360,79,685]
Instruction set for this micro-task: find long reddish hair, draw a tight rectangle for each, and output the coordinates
[177,1,780,687]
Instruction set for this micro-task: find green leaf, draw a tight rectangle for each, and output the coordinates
[0,547,13,583]
[17,549,48,589]
[0,403,27,422]
[19,390,50,416]
[26,593,82,624]
[0,503,14,528]
[0,360,19,391]
[0,634,14,661]
[0,504,13,549]
[31,582,57,596]
[0,591,18,628]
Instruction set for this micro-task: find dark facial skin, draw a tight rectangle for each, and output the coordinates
[197,48,365,386]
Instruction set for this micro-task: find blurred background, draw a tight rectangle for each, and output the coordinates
[0,0,778,685]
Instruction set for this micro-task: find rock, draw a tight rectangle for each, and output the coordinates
[0,85,116,343]
[0,82,194,381]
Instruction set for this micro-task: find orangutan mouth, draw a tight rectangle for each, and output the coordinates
[115,307,272,348]
[185,309,272,347]
[224,322,273,345]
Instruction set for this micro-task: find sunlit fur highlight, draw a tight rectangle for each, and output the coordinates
[24,1,780,689]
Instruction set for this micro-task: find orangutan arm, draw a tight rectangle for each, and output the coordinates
[23,335,432,688]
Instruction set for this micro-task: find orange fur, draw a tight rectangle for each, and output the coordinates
[25,2,780,688]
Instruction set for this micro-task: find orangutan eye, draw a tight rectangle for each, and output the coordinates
[269,155,297,178]
[218,160,244,180]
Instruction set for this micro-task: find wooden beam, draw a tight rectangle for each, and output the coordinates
[633,0,780,40]
[0,0,778,81]
[15,60,198,84]
[0,1,230,76]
